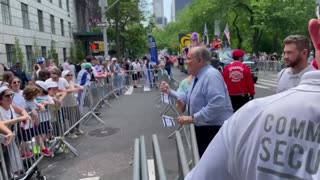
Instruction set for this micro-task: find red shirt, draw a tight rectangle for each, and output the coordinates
[223,61,255,96]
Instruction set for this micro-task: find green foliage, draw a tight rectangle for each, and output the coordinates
[105,0,151,58]
[13,37,24,66]
[152,0,317,55]
[33,38,41,59]
[48,40,58,61]
[70,40,85,64]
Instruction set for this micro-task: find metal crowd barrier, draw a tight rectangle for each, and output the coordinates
[256,60,284,74]
[133,135,167,180]
[0,73,133,180]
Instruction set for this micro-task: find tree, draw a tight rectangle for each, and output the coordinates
[12,37,24,66]
[105,0,150,58]
[151,0,316,55]
[48,40,58,62]
[33,38,41,59]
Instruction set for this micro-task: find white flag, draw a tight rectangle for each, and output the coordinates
[204,23,209,45]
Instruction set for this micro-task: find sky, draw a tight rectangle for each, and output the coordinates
[146,0,172,22]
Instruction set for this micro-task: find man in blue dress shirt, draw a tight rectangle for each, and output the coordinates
[160,46,233,156]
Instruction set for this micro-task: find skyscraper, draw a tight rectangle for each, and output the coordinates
[153,0,167,27]
[171,0,193,22]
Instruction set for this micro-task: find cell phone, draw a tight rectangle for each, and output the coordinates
[0,134,8,144]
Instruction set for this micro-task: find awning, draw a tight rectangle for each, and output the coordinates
[73,32,103,41]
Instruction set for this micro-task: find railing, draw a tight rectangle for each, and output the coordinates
[133,68,200,179]
[0,67,167,180]
[256,60,284,74]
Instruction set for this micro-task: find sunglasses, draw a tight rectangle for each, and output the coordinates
[12,81,20,84]
[4,93,14,99]
[66,74,73,77]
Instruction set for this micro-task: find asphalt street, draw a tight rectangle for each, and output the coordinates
[35,68,279,180]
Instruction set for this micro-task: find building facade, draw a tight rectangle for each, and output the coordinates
[153,0,167,28]
[171,0,193,22]
[0,0,76,71]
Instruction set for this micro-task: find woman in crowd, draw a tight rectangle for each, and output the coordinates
[62,70,83,139]
[143,58,154,89]
[0,86,31,177]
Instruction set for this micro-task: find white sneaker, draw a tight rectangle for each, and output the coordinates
[68,133,78,139]
[75,128,84,135]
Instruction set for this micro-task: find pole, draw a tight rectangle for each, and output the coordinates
[100,0,108,59]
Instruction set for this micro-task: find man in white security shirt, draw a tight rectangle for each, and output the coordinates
[185,70,320,180]
[277,35,315,93]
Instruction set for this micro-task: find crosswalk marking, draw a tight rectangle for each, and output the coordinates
[258,79,278,85]
[79,177,100,180]
[254,84,270,89]
[257,81,277,88]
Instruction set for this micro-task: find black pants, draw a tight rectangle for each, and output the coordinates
[195,125,221,157]
[230,95,250,112]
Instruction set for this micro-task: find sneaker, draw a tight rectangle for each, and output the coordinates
[68,133,78,139]
[41,148,52,157]
[75,128,84,135]
[21,152,34,159]
[33,145,41,155]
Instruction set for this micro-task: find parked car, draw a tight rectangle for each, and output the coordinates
[210,49,259,83]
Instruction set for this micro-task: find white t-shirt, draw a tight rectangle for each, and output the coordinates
[132,62,140,74]
[13,90,25,109]
[45,78,69,91]
[186,71,320,180]
[277,64,315,93]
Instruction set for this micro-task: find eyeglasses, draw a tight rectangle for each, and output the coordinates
[12,81,20,84]
[3,93,14,99]
[66,74,73,77]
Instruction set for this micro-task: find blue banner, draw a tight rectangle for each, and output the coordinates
[148,35,158,64]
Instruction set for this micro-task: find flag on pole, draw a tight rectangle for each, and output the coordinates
[214,20,221,36]
[224,23,231,45]
[204,23,209,45]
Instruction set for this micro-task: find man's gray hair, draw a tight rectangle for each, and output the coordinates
[192,47,211,62]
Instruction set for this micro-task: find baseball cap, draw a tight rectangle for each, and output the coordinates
[111,57,117,62]
[45,81,58,89]
[37,57,45,63]
[35,81,48,91]
[84,63,92,69]
[62,70,70,78]
[0,86,9,94]
[232,50,245,59]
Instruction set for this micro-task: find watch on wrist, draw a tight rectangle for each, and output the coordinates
[192,115,197,123]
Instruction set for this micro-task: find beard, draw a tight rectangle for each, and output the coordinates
[286,54,303,68]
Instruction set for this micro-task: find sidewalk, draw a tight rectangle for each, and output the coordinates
[38,87,179,180]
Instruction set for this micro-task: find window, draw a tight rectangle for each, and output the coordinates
[41,46,46,59]
[50,15,55,34]
[1,0,11,25]
[59,0,62,8]
[26,45,33,71]
[38,10,44,32]
[66,0,69,12]
[60,19,64,36]
[21,3,29,29]
[68,22,72,37]
[5,44,14,68]
[63,48,66,61]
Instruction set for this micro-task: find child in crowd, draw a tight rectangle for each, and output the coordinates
[34,81,54,156]
[21,85,44,157]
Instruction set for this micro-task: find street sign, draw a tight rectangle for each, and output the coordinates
[97,23,108,27]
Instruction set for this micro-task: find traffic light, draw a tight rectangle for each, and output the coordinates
[91,42,99,53]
